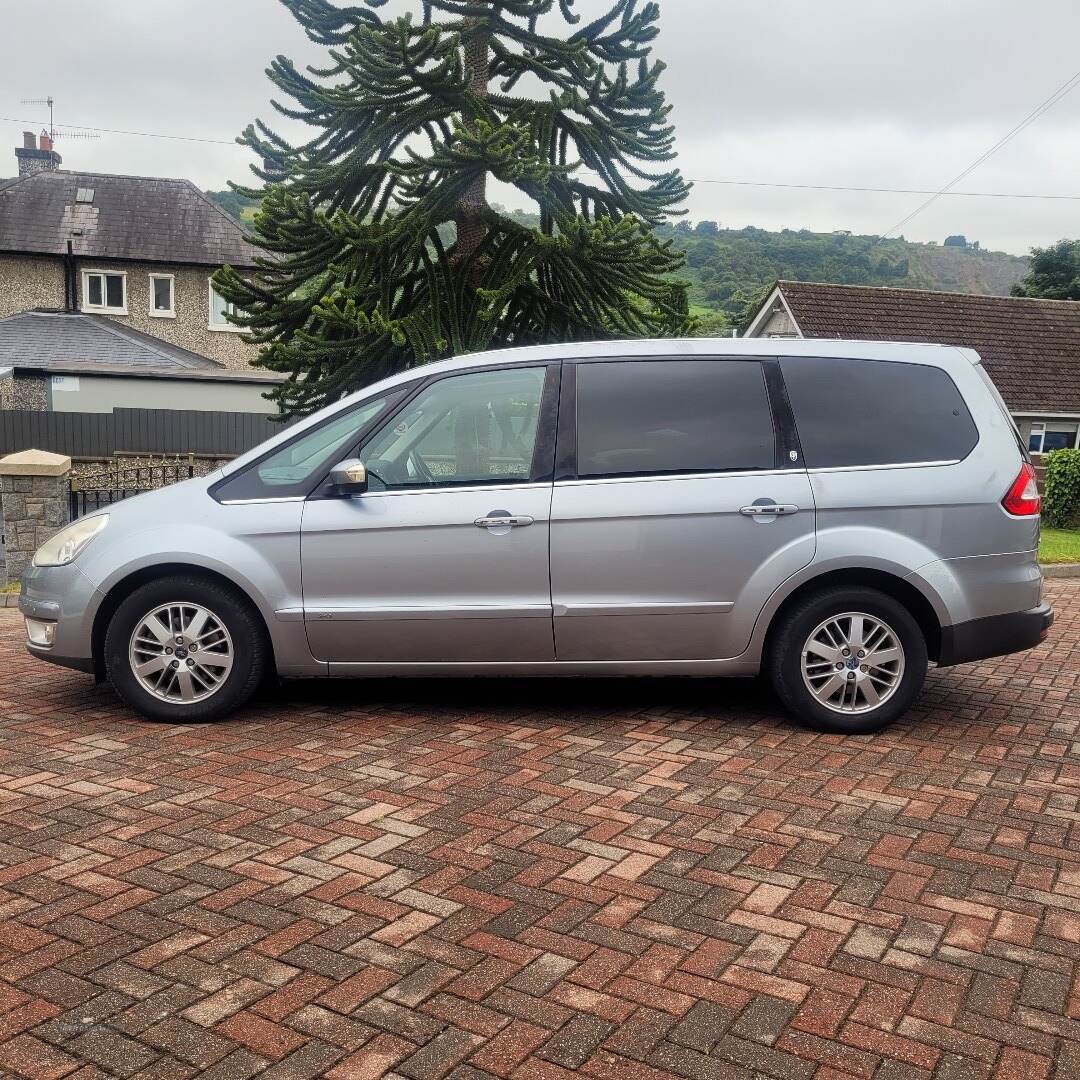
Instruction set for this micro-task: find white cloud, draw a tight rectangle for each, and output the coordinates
[3,0,1079,254]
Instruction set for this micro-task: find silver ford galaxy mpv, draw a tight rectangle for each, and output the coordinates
[22,339,1052,734]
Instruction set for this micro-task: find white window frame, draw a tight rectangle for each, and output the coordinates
[208,279,245,332]
[81,269,128,315]
[148,273,176,318]
[1028,419,1080,455]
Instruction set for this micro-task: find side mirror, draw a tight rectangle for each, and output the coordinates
[329,458,368,494]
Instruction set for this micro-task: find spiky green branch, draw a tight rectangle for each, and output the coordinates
[215,0,692,416]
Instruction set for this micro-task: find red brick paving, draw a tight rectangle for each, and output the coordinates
[0,583,1077,1079]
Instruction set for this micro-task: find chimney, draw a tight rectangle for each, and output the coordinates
[14,129,61,177]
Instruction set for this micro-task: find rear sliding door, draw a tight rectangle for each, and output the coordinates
[549,358,815,662]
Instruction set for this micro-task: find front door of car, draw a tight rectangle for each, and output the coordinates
[301,363,559,665]
[549,358,816,662]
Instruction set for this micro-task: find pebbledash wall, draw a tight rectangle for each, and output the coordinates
[0,253,260,370]
[0,254,65,317]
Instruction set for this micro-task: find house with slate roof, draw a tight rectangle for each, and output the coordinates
[1,131,262,370]
[744,280,1080,457]
[0,132,280,420]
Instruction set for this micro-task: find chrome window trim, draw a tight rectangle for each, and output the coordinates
[554,467,805,487]
[807,459,961,475]
[342,480,552,500]
[219,496,308,505]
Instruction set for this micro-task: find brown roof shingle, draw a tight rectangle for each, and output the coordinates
[775,280,1080,414]
[0,170,259,268]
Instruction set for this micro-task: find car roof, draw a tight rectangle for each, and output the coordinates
[220,337,981,477]
[344,337,980,399]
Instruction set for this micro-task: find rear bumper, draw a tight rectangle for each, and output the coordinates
[937,602,1054,667]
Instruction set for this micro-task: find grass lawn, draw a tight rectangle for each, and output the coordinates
[1040,528,1080,564]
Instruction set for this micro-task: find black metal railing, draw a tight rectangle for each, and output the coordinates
[69,455,197,520]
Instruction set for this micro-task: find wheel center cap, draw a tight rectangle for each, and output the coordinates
[846,657,859,670]
[175,647,189,660]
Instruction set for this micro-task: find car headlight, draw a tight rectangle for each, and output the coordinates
[32,515,109,567]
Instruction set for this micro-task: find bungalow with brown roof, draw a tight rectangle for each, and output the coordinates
[744,280,1080,456]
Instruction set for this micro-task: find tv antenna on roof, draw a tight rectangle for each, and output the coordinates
[19,96,100,141]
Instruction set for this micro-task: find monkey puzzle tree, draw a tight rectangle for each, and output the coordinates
[213,0,692,416]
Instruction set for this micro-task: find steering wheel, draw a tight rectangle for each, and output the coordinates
[407,449,437,485]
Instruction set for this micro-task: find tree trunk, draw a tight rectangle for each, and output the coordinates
[454,13,491,263]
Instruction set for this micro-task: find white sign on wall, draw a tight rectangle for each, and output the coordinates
[50,375,80,392]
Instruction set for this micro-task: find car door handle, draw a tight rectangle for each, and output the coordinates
[739,504,799,516]
[474,514,535,529]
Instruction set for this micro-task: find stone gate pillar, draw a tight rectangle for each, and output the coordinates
[0,450,72,587]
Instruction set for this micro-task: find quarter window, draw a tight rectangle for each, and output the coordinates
[574,360,775,479]
[361,367,547,490]
[82,270,126,314]
[780,357,979,468]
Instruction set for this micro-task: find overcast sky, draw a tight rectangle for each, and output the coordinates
[3,0,1080,255]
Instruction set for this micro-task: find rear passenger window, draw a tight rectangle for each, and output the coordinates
[780,357,979,469]
[575,360,775,478]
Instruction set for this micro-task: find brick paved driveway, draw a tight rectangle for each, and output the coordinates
[0,584,1077,1080]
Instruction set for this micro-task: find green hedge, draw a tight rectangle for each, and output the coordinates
[1042,448,1080,528]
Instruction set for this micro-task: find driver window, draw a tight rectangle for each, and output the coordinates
[362,367,546,490]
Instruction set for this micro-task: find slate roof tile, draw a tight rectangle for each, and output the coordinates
[0,310,223,371]
[0,170,258,267]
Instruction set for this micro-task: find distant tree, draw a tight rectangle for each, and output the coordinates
[1011,239,1080,301]
[943,235,968,248]
[694,220,720,236]
[692,310,731,337]
[674,220,694,235]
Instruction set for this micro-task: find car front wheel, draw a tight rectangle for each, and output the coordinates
[104,575,267,722]
[767,586,928,734]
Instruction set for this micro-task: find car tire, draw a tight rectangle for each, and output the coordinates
[766,586,927,734]
[104,575,267,722]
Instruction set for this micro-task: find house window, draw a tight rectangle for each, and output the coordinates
[208,281,243,331]
[82,270,127,314]
[1028,421,1080,454]
[149,274,175,318]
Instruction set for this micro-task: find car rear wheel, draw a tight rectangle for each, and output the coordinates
[105,575,267,722]
[767,586,927,734]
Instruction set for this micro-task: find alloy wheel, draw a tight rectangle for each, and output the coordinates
[128,603,234,704]
[800,611,905,715]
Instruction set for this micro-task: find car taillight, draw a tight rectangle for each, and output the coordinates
[1002,462,1041,516]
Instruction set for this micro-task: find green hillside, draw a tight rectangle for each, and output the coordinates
[657,224,1029,331]
[205,191,1028,333]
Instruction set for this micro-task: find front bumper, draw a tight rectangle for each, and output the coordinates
[19,561,100,675]
[937,602,1054,667]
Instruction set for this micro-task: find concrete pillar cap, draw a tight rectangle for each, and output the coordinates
[0,449,72,477]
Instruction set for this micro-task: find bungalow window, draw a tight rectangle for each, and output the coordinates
[149,274,175,317]
[208,281,244,332]
[82,270,127,314]
[1028,421,1080,454]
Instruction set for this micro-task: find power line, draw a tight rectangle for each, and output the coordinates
[686,178,1080,201]
[879,65,1080,238]
[0,115,237,146]
[4,113,1079,205]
